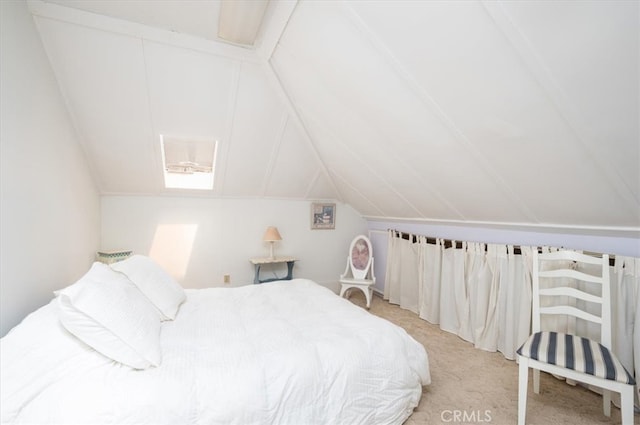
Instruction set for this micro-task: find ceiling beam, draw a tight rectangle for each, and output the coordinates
[256,0,298,62]
[262,61,344,202]
[27,0,260,63]
[215,60,242,196]
[260,112,289,196]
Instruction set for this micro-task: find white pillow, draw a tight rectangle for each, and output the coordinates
[111,255,186,320]
[58,262,162,369]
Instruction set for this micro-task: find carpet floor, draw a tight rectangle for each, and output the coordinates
[345,291,635,425]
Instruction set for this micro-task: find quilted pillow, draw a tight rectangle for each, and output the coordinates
[111,255,186,320]
[58,262,162,369]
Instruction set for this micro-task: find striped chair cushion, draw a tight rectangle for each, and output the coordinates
[517,331,635,385]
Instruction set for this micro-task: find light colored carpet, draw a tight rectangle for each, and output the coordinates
[345,291,635,425]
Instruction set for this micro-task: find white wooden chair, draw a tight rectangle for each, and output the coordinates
[517,249,635,424]
[339,235,375,309]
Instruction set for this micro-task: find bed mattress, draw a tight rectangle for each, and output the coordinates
[1,279,430,424]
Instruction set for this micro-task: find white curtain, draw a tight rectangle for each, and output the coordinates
[384,232,531,360]
[468,242,498,352]
[383,231,640,373]
[613,257,640,405]
[439,241,467,338]
[418,238,442,324]
[385,231,420,314]
[383,231,399,303]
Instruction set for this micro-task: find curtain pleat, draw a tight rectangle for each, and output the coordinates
[616,257,640,406]
[384,230,400,303]
[399,238,420,314]
[419,238,441,324]
[496,245,531,360]
[454,242,473,342]
[470,243,498,352]
[439,243,459,335]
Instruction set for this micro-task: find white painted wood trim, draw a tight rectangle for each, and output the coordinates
[27,0,260,63]
[538,287,602,304]
[256,0,298,61]
[364,215,640,238]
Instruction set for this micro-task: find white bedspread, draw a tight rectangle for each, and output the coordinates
[1,279,430,424]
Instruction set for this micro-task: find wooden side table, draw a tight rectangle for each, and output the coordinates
[249,256,297,284]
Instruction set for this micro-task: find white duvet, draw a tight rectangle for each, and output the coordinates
[1,279,430,424]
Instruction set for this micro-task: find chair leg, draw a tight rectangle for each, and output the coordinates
[518,358,529,425]
[339,285,348,299]
[364,287,372,309]
[533,369,540,394]
[602,389,611,417]
[620,385,634,425]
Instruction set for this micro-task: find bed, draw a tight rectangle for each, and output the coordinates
[1,256,430,424]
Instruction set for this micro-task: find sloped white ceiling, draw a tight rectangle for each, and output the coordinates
[30,0,334,201]
[28,0,639,233]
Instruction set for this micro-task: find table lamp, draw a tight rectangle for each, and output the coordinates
[263,226,282,259]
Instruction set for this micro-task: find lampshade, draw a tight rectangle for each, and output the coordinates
[263,226,282,242]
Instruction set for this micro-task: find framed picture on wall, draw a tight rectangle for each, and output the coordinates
[311,202,336,230]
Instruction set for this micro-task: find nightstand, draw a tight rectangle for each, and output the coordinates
[249,256,297,284]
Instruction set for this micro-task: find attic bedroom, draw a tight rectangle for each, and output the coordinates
[1,0,639,424]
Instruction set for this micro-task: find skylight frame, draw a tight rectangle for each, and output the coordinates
[160,135,218,191]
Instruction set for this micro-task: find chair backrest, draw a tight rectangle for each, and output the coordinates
[349,235,373,280]
[532,249,611,348]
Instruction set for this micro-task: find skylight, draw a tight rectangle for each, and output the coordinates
[160,135,217,190]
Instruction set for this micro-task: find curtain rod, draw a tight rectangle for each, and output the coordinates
[390,230,617,266]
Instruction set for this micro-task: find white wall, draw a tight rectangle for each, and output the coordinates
[101,196,367,291]
[0,1,101,336]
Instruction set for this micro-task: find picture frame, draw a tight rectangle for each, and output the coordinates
[310,202,336,230]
